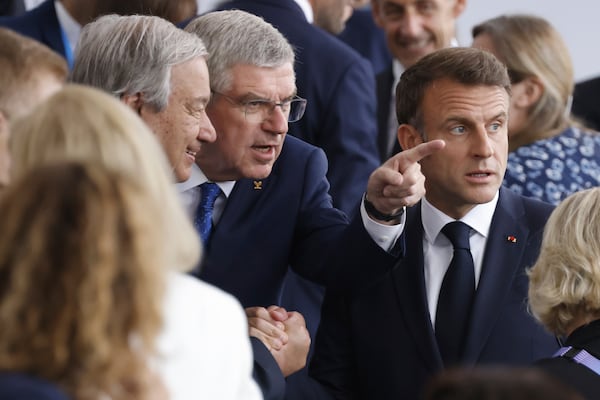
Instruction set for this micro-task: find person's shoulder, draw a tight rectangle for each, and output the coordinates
[165,272,244,316]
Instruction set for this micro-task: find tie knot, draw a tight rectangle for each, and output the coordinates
[442,221,471,250]
[199,182,221,208]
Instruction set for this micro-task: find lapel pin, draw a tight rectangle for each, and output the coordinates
[253,180,262,190]
[507,235,517,243]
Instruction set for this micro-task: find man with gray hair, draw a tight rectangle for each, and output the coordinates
[71,14,216,183]
[182,9,443,399]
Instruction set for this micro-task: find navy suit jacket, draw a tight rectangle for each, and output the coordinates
[572,76,600,131]
[375,64,403,162]
[0,373,69,399]
[338,8,391,76]
[213,4,381,395]
[199,135,397,400]
[310,188,559,399]
[0,0,66,58]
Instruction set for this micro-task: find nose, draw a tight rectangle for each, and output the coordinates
[399,9,424,37]
[198,112,217,143]
[261,105,288,135]
[472,128,494,158]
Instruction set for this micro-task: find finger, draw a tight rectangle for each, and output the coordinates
[245,306,269,319]
[393,139,445,172]
[247,306,285,331]
[249,327,283,351]
[267,305,289,322]
[248,316,289,345]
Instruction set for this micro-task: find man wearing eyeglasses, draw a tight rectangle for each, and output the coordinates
[181,10,444,400]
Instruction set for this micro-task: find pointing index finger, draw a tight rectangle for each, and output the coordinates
[395,139,445,171]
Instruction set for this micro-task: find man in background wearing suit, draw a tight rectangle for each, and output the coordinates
[372,0,466,161]
[210,2,381,388]
[182,10,443,400]
[0,0,196,68]
[310,47,559,399]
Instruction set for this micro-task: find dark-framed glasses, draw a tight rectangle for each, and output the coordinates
[212,91,307,123]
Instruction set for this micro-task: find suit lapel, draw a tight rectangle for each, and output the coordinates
[39,1,66,58]
[376,65,394,161]
[392,206,444,372]
[462,189,529,362]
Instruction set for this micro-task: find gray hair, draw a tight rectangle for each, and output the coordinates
[71,14,207,111]
[185,10,295,92]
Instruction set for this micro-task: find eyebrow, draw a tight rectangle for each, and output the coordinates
[238,90,298,102]
[444,111,508,125]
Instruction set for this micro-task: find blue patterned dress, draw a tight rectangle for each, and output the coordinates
[504,126,600,205]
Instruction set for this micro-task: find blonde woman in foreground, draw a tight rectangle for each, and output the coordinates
[528,187,600,400]
[9,84,262,400]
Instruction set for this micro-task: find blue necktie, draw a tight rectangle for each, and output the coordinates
[435,221,475,366]
[194,182,221,245]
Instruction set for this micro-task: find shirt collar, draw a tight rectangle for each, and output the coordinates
[175,163,236,198]
[54,0,81,52]
[421,191,499,244]
[293,0,314,23]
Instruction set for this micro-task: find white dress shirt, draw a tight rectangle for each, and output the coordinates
[54,0,81,54]
[292,0,313,23]
[420,192,498,325]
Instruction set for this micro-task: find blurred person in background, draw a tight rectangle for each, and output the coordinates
[473,14,600,205]
[528,187,600,400]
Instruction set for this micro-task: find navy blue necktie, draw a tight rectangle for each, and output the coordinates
[435,221,475,366]
[194,182,221,245]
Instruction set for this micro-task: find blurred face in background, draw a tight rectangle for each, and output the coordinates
[312,0,355,34]
[372,0,465,68]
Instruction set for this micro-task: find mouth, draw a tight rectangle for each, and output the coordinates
[398,37,432,52]
[185,149,197,163]
[465,170,495,182]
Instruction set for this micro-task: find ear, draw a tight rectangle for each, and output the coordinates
[0,112,7,137]
[120,92,143,115]
[398,123,423,151]
[513,76,544,109]
[371,0,384,28]
[453,0,467,18]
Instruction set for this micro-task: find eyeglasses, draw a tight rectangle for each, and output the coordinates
[212,91,307,123]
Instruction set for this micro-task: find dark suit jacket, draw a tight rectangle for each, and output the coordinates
[376,64,398,162]
[0,373,69,399]
[572,76,600,131]
[199,135,397,400]
[212,4,381,395]
[338,8,391,75]
[310,188,559,400]
[536,319,600,400]
[0,0,66,58]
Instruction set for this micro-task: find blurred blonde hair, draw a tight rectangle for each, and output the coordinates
[528,187,600,337]
[10,84,200,272]
[0,161,164,399]
[472,14,574,143]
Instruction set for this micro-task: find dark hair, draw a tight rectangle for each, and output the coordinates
[423,366,583,400]
[396,47,511,129]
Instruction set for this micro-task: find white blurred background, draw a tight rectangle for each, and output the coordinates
[456,1,600,82]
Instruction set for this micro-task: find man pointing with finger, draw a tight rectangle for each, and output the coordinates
[310,47,559,399]
[179,10,443,400]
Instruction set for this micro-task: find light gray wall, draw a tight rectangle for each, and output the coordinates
[457,1,600,82]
